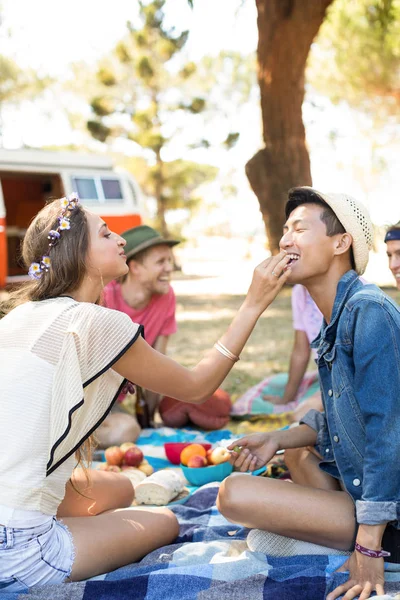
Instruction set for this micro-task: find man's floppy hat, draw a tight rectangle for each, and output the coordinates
[288,187,373,275]
[122,225,180,260]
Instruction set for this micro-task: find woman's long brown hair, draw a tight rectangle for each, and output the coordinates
[0,198,96,482]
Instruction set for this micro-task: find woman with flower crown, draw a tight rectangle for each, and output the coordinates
[0,194,291,591]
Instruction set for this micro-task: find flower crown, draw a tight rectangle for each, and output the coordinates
[28,192,80,280]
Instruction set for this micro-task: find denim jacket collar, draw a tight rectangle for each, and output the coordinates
[311,270,361,357]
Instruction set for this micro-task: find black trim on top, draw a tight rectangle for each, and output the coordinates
[83,325,144,389]
[46,377,127,476]
[46,325,144,476]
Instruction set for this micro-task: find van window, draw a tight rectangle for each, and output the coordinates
[71,176,124,205]
[72,177,99,204]
[101,178,123,202]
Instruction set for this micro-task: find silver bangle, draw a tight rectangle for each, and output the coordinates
[214,341,240,363]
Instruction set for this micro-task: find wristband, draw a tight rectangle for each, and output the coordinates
[355,542,391,559]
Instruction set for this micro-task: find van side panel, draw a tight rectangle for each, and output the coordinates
[0,217,7,288]
[101,214,142,235]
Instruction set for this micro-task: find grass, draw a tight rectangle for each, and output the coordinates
[170,285,400,399]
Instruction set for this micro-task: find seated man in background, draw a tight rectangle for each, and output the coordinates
[96,225,180,447]
[385,221,400,290]
[263,284,323,422]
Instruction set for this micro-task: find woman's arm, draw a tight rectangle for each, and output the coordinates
[113,252,291,403]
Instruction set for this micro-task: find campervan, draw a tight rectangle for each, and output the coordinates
[0,149,144,288]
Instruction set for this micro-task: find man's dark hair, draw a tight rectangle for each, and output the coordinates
[285,187,355,269]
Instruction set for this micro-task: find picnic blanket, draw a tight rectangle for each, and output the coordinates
[230,370,320,417]
[4,428,400,599]
[7,484,400,600]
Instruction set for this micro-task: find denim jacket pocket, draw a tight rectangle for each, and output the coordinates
[321,347,345,396]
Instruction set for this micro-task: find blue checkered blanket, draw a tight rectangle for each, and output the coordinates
[8,484,400,600]
[5,428,400,599]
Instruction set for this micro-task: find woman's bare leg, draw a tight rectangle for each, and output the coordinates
[57,469,135,518]
[217,474,355,550]
[63,506,180,580]
[284,446,341,491]
[57,468,179,580]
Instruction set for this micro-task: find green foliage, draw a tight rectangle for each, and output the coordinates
[308,0,400,115]
[97,66,117,87]
[90,97,115,117]
[86,1,255,234]
[87,120,111,142]
[86,0,222,234]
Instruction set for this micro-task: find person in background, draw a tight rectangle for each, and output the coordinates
[385,221,400,290]
[96,225,180,446]
[263,284,323,422]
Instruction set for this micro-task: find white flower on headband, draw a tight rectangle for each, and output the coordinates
[58,217,71,230]
[28,263,42,280]
[41,256,51,271]
[28,192,80,279]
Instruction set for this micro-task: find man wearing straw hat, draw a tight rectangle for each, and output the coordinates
[218,187,400,600]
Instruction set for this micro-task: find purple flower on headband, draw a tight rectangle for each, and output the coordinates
[27,192,80,279]
[58,217,71,230]
[28,263,42,280]
[48,229,61,241]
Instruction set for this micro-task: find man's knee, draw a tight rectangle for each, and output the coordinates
[217,474,248,521]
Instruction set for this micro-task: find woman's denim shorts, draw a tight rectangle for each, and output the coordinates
[0,517,75,593]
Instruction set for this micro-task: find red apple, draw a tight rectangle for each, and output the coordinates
[187,454,207,468]
[209,447,231,465]
[123,446,144,467]
[105,446,124,466]
[206,449,214,465]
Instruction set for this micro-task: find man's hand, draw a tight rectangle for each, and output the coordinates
[327,551,385,600]
[227,432,280,472]
[262,394,289,405]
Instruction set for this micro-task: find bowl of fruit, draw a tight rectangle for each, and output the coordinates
[180,443,233,486]
[164,442,211,465]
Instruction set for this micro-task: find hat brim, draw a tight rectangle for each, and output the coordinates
[300,187,372,275]
[125,238,180,260]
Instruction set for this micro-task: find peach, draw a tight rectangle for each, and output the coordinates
[187,454,207,468]
[180,443,207,466]
[105,446,124,466]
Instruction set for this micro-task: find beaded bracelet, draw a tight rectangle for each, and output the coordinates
[355,542,391,559]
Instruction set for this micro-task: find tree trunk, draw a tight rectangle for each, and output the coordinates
[246,0,335,252]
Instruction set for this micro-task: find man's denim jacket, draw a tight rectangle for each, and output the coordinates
[301,270,400,527]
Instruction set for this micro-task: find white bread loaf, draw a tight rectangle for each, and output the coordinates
[120,468,147,487]
[134,470,185,505]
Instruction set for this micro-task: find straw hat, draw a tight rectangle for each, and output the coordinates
[291,187,373,275]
